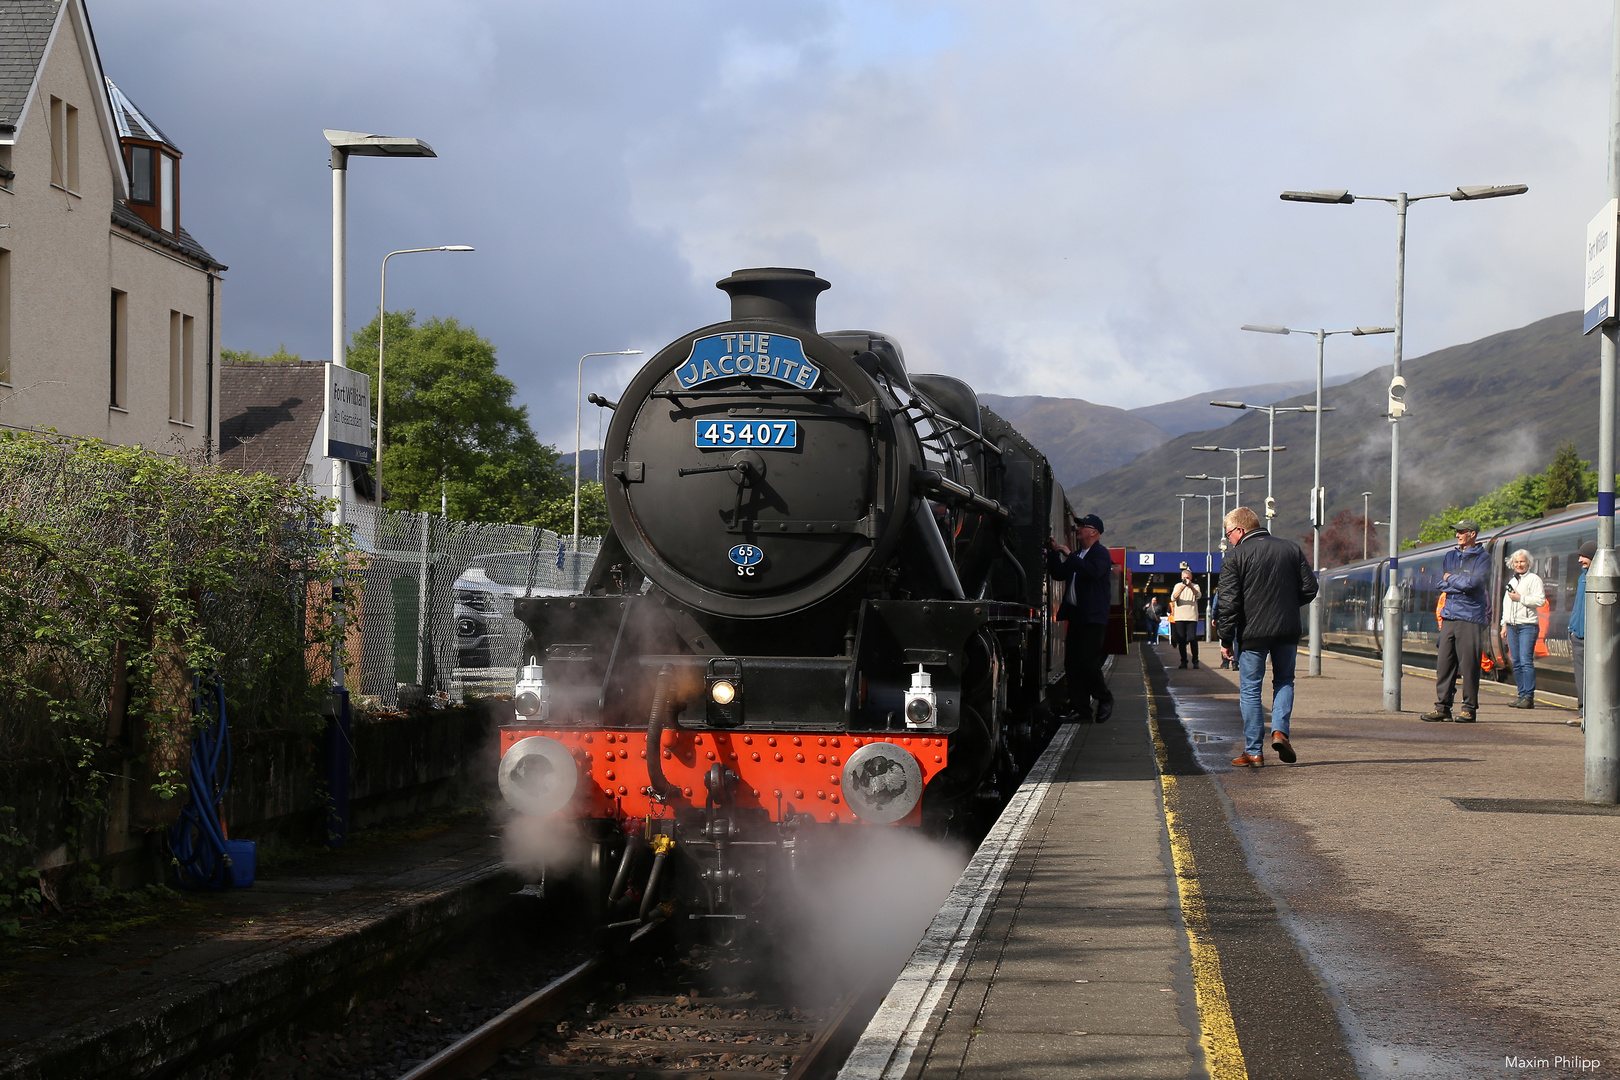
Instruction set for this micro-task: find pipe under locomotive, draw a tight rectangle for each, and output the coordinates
[497,267,1071,925]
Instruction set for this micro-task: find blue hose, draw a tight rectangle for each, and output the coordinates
[168,673,238,889]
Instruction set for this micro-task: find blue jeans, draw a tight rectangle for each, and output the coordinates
[1238,641,1297,756]
[1505,622,1538,697]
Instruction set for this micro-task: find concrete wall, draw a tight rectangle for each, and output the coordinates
[0,3,222,454]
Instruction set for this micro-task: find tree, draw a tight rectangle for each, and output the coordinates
[1545,441,1590,511]
[532,479,610,537]
[1408,445,1600,547]
[346,311,571,525]
[1301,510,1378,568]
[220,344,303,363]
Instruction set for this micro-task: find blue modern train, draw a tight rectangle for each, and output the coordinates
[1318,502,1600,697]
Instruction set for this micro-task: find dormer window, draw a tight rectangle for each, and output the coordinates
[122,140,178,234]
[129,145,152,202]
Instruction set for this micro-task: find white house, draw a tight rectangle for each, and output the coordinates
[0,0,224,452]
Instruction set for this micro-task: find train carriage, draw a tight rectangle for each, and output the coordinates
[1318,502,1600,697]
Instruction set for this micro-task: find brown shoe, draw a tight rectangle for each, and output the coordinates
[1231,753,1264,768]
[1456,708,1477,723]
[1270,730,1296,763]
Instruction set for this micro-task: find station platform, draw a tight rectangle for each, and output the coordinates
[0,812,511,1080]
[843,645,1619,1080]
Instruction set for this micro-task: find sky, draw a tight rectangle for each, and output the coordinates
[88,1,1611,452]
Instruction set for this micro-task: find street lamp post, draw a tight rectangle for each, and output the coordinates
[1238,324,1392,675]
[1281,182,1527,711]
[1178,495,1188,552]
[1190,445,1283,509]
[574,350,644,582]
[1362,492,1374,559]
[322,128,437,850]
[1208,400,1321,529]
[375,245,474,505]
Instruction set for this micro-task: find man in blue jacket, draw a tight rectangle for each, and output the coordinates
[1047,513,1114,723]
[1568,540,1595,730]
[1422,519,1491,723]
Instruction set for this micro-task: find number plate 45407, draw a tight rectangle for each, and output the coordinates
[695,419,798,448]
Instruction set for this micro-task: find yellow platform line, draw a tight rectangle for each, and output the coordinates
[1143,660,1249,1080]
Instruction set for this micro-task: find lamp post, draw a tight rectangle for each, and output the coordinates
[323,130,436,663]
[1185,472,1264,527]
[1208,401,1320,528]
[1190,445,1282,509]
[374,246,474,505]
[321,128,437,850]
[1281,182,1527,711]
[1363,492,1374,559]
[1238,324,1392,674]
[574,350,644,578]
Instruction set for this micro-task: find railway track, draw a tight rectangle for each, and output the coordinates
[398,920,883,1080]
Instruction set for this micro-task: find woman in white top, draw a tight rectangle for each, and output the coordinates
[1170,566,1202,669]
[1500,548,1546,708]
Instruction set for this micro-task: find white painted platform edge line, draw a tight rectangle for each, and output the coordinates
[837,722,1082,1080]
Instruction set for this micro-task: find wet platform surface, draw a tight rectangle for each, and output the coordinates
[844,645,1619,1080]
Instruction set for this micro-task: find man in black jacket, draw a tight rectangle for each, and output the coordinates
[1047,512,1114,723]
[1218,506,1319,766]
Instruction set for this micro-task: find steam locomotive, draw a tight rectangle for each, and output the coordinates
[497,268,1075,924]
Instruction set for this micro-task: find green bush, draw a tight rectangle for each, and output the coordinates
[0,432,355,920]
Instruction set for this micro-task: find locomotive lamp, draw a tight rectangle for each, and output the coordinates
[498,736,579,817]
[904,665,937,728]
[707,658,744,725]
[513,659,548,719]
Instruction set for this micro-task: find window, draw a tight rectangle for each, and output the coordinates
[169,311,195,422]
[129,145,153,203]
[159,153,175,232]
[49,96,79,192]
[0,144,13,191]
[0,249,10,385]
[110,290,127,408]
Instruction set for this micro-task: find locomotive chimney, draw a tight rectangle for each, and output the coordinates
[716,267,830,332]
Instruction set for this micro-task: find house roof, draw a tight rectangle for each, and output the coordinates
[0,0,60,134]
[105,75,177,151]
[218,360,326,483]
[112,200,225,270]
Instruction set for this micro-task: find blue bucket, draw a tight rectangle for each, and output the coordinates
[223,839,257,888]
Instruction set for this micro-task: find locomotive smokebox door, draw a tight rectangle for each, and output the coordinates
[603,268,917,619]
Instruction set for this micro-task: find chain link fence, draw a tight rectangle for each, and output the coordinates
[345,503,601,708]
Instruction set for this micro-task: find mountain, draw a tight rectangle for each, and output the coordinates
[982,373,1369,489]
[980,396,1171,486]
[559,449,603,481]
[1128,374,1361,438]
[1066,312,1597,553]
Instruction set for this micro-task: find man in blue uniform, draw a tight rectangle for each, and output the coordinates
[1048,513,1114,723]
[1422,518,1491,723]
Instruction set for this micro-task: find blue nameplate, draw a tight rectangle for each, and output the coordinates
[674,333,821,390]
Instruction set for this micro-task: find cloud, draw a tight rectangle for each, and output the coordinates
[86,0,1611,448]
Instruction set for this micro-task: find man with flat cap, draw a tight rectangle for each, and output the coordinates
[1048,513,1115,722]
[1423,518,1491,723]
